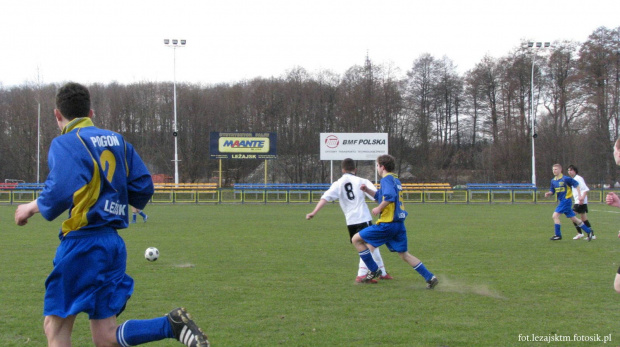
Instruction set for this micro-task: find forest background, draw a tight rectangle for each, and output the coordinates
[1,26,619,188]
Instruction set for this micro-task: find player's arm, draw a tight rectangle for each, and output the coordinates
[15,200,40,226]
[579,180,589,202]
[372,180,395,215]
[371,200,391,216]
[360,183,377,197]
[544,182,554,197]
[306,199,329,220]
[574,186,583,204]
[570,178,584,204]
[307,182,338,220]
[37,139,84,221]
[125,142,154,209]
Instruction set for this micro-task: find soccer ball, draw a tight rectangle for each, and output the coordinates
[145,247,159,261]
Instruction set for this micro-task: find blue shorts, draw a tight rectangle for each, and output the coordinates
[44,228,134,320]
[555,199,576,218]
[358,221,408,253]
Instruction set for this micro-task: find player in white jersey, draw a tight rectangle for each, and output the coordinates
[306,158,391,283]
[567,165,595,240]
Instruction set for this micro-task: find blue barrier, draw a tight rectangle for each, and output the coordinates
[16,183,46,190]
[233,183,331,191]
[466,183,537,190]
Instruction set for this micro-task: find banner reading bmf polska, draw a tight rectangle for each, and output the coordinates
[320,133,388,160]
[210,132,277,159]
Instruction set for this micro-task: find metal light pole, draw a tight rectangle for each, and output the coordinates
[164,39,186,186]
[37,102,41,183]
[527,41,551,187]
[36,71,42,184]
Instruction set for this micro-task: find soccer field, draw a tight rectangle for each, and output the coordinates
[2,203,620,346]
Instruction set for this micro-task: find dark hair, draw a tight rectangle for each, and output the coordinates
[567,165,578,174]
[55,82,91,120]
[377,154,395,172]
[342,158,356,172]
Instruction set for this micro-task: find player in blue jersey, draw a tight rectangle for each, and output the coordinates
[306,158,391,283]
[352,154,438,289]
[131,206,148,223]
[14,83,209,347]
[544,163,593,241]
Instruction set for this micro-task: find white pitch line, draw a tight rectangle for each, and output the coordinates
[590,209,620,214]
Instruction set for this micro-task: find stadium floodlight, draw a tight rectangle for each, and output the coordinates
[163,38,187,186]
[527,41,552,187]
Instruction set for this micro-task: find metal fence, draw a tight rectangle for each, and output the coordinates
[0,184,612,204]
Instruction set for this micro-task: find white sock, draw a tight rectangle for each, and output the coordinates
[371,248,387,276]
[358,258,368,277]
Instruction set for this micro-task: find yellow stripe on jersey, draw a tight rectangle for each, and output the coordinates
[61,131,101,235]
[124,142,130,177]
[377,202,395,224]
[565,185,573,199]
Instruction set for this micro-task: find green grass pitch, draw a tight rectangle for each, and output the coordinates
[2,203,620,346]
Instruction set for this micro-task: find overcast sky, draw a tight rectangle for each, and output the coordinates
[1,0,618,87]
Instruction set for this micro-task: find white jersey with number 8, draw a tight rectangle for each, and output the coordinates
[320,173,374,225]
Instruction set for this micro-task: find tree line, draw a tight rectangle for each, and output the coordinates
[1,26,619,187]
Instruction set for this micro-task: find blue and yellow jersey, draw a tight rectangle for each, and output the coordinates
[548,175,579,203]
[374,173,408,224]
[37,117,154,236]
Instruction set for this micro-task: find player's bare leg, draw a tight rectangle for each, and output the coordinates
[44,315,76,347]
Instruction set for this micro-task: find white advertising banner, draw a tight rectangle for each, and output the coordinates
[320,133,388,160]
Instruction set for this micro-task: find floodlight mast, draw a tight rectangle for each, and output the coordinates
[163,39,186,186]
[527,41,551,187]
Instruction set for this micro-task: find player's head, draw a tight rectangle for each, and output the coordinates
[377,154,395,173]
[552,163,562,176]
[341,158,356,173]
[55,82,91,120]
[567,165,578,177]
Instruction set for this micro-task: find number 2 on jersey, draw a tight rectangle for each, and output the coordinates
[99,150,116,183]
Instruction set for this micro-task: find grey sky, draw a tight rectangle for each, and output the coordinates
[2,0,618,87]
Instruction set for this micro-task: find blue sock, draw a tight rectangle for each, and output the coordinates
[578,222,592,234]
[413,262,434,281]
[132,214,137,222]
[139,211,147,218]
[554,224,561,237]
[116,317,174,346]
[359,249,378,272]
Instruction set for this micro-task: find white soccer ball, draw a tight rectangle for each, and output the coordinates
[145,247,159,261]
